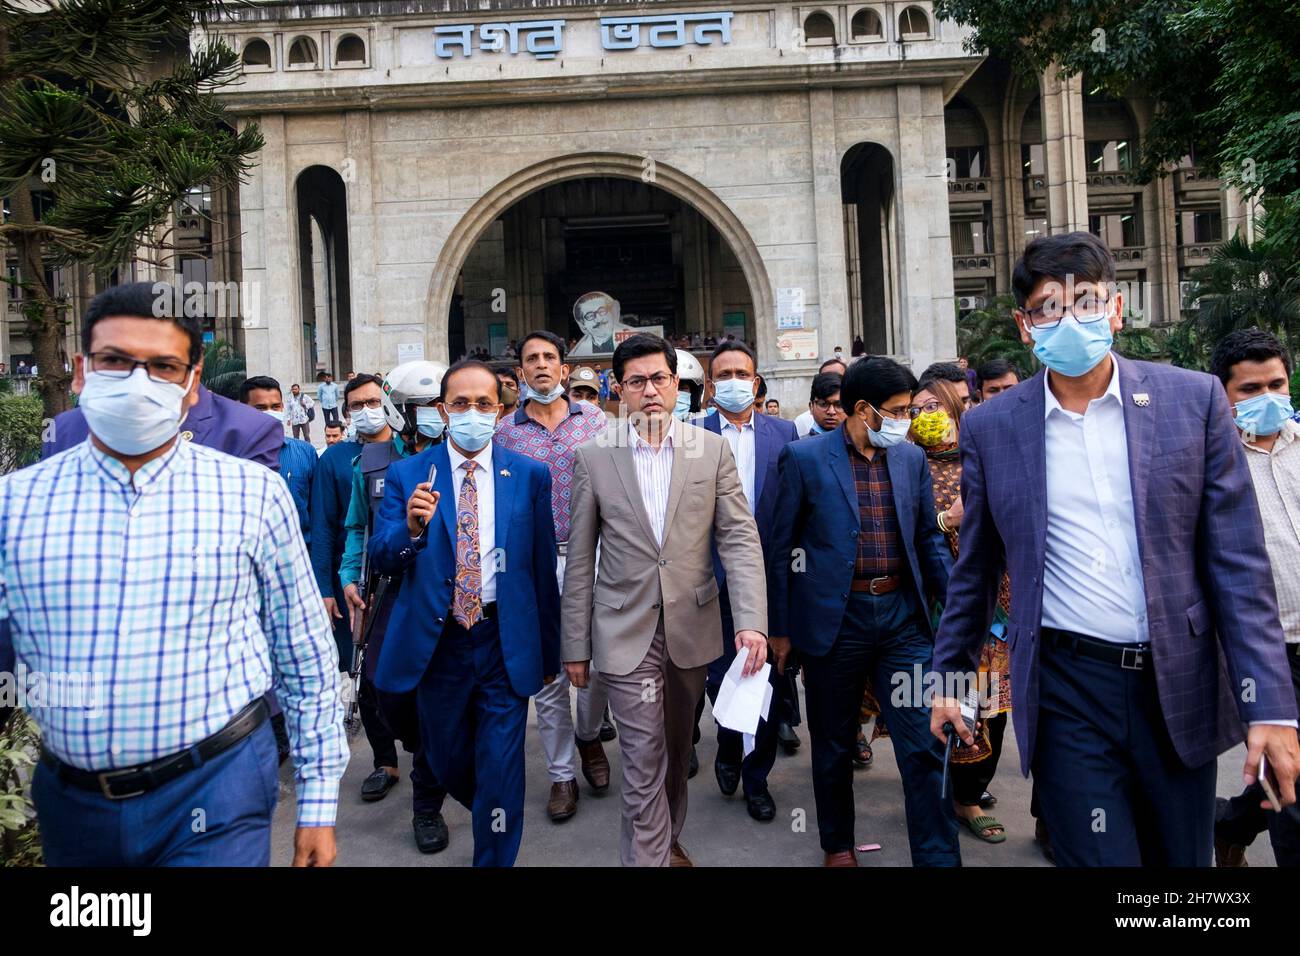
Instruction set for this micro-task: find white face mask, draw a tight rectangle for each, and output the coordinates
[866,406,911,448]
[527,381,566,405]
[354,405,388,436]
[79,368,191,456]
[263,409,286,424]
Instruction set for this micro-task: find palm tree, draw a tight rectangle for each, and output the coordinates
[200,340,246,400]
[1183,222,1300,365]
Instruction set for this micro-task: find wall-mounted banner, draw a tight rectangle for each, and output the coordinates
[433,12,734,61]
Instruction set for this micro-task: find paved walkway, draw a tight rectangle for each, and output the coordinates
[271,693,1276,867]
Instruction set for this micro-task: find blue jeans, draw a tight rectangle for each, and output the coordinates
[34,721,280,866]
[801,589,959,865]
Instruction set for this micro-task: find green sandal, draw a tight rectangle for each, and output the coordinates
[960,814,1006,844]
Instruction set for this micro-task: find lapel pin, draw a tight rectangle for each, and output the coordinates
[1133,393,1150,407]
[180,430,194,441]
[500,468,511,477]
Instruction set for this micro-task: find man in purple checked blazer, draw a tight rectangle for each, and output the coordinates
[931,232,1299,866]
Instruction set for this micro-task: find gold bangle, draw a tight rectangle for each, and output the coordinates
[937,510,949,534]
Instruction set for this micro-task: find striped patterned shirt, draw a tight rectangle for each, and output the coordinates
[1242,420,1300,643]
[0,440,347,826]
[629,418,676,548]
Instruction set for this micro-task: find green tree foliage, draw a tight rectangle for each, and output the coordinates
[0,1,262,419]
[0,711,43,866]
[934,0,1300,252]
[957,295,1038,373]
[0,392,43,474]
[1180,215,1300,368]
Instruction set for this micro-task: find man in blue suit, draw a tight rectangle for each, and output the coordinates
[369,359,561,867]
[41,283,282,473]
[932,232,1300,866]
[768,356,958,866]
[698,340,800,821]
[239,376,316,542]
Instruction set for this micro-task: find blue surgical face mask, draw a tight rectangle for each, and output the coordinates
[1029,315,1114,378]
[712,378,756,414]
[415,405,445,440]
[1235,392,1294,438]
[447,409,497,452]
[673,391,693,420]
[79,368,191,456]
[866,406,911,448]
[527,381,565,405]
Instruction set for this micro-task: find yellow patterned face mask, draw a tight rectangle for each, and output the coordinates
[911,409,953,447]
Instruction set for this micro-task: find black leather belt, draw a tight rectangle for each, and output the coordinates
[41,697,270,800]
[1043,628,1151,671]
[482,602,499,620]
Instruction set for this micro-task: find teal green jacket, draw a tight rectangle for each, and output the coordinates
[339,433,412,589]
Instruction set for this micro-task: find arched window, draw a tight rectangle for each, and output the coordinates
[335,34,366,65]
[241,38,271,69]
[803,12,836,46]
[850,9,883,41]
[899,6,931,39]
[287,36,318,68]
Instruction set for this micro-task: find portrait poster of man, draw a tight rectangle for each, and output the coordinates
[569,290,662,356]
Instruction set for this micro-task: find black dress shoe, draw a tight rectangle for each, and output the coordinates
[413,812,450,854]
[777,721,800,754]
[978,790,997,809]
[688,745,699,779]
[714,760,741,797]
[361,767,399,802]
[745,789,776,822]
[599,707,618,742]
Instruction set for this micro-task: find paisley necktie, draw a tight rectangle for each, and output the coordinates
[452,460,483,628]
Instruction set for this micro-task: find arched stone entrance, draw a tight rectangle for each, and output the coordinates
[422,152,774,364]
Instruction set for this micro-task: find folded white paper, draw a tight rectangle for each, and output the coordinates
[711,647,772,757]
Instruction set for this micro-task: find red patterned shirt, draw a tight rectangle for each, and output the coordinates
[494,397,607,543]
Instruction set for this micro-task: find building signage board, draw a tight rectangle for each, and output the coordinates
[433,12,733,61]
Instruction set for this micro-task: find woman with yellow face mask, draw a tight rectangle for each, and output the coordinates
[858,375,1014,844]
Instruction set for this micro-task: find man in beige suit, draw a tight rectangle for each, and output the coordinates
[563,333,768,867]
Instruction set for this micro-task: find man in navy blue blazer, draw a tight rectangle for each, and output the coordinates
[768,356,957,866]
[932,232,1300,866]
[698,340,800,821]
[368,359,561,867]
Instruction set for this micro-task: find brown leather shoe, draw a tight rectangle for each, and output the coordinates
[547,779,579,821]
[824,850,858,867]
[669,842,693,867]
[576,737,611,792]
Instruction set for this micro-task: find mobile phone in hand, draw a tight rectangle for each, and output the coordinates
[419,462,437,533]
[1259,754,1283,813]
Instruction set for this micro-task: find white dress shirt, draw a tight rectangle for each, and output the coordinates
[629,418,676,548]
[448,441,498,603]
[718,412,757,514]
[794,409,816,438]
[1041,359,1150,644]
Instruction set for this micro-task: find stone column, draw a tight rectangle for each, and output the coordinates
[1040,70,1090,234]
[892,83,957,369]
[809,88,851,358]
[343,111,383,370]
[237,114,300,388]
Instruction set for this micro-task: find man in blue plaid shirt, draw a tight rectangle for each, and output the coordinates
[0,282,347,867]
